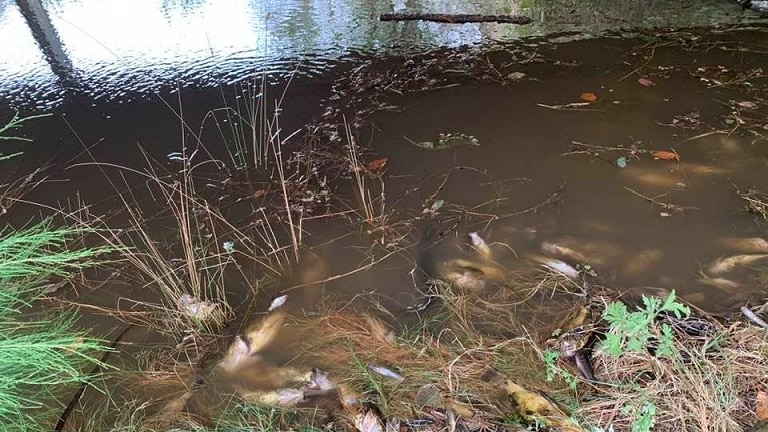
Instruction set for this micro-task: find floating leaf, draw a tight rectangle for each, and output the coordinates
[579,92,598,102]
[638,77,655,87]
[507,71,527,81]
[652,150,680,163]
[757,391,768,420]
[616,156,627,168]
[366,158,388,172]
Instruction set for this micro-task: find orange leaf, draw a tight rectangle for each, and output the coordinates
[366,158,388,172]
[756,391,768,419]
[652,150,680,163]
[579,92,598,102]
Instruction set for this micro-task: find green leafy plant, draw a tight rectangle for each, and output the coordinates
[543,348,578,389]
[601,291,689,358]
[629,401,657,432]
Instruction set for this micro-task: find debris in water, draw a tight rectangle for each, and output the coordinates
[356,409,384,432]
[616,156,627,168]
[652,150,680,163]
[223,241,235,253]
[638,77,655,87]
[218,336,250,372]
[532,256,580,279]
[507,71,526,81]
[405,132,480,151]
[707,254,768,275]
[719,237,768,253]
[177,293,221,321]
[366,158,388,172]
[245,313,285,355]
[367,363,404,382]
[579,92,598,102]
[468,231,491,257]
[268,295,288,312]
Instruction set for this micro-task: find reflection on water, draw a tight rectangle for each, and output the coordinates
[0,0,758,109]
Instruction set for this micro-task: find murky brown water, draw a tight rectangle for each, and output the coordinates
[3,2,768,427]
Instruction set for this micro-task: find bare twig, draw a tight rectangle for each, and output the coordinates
[624,187,698,212]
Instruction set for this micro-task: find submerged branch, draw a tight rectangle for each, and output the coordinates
[379,13,532,24]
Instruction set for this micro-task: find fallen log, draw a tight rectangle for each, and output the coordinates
[379,13,532,25]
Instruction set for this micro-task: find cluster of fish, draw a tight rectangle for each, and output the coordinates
[432,228,768,299]
[699,237,768,293]
[213,312,418,432]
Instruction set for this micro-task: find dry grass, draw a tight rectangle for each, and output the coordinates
[576,320,767,432]
[740,188,768,221]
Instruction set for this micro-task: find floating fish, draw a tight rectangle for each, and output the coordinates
[719,237,768,253]
[310,368,337,391]
[339,384,362,408]
[364,315,396,345]
[268,294,288,312]
[468,232,491,258]
[531,256,580,279]
[177,293,221,321]
[241,388,305,407]
[245,313,285,355]
[540,241,589,263]
[707,254,768,275]
[217,336,250,372]
[624,249,664,276]
[699,276,740,292]
[367,363,404,382]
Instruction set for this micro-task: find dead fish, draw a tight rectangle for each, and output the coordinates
[356,409,384,432]
[468,232,491,258]
[367,363,404,382]
[385,419,400,432]
[268,294,288,312]
[217,336,250,372]
[531,256,580,279]
[444,269,486,291]
[707,254,768,275]
[177,293,221,321]
[699,275,740,292]
[240,388,305,407]
[364,315,396,345]
[624,249,664,276]
[339,384,362,408]
[719,237,768,253]
[540,241,589,263]
[441,258,505,281]
[310,368,337,391]
[245,312,286,355]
